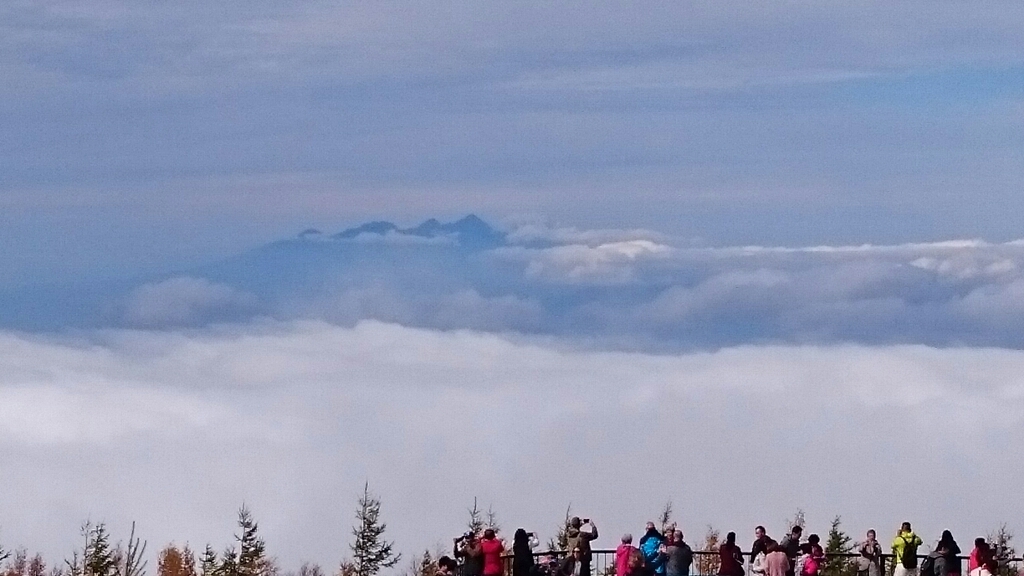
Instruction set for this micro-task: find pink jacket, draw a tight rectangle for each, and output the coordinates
[616,544,639,576]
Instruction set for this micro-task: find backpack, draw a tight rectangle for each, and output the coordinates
[627,548,645,573]
[919,556,935,576]
[900,537,919,569]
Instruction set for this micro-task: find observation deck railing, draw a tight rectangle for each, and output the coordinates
[492,549,1024,576]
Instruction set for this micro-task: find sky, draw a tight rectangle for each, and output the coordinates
[3,1,1024,573]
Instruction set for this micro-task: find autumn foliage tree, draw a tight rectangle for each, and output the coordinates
[158,545,197,576]
[696,526,721,576]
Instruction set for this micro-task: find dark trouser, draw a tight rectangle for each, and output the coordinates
[580,558,591,576]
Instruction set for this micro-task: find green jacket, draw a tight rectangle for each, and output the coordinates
[892,532,923,565]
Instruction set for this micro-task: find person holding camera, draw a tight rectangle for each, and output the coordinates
[513,529,541,576]
[455,531,484,576]
[565,517,599,576]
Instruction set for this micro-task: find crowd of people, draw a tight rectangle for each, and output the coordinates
[438,518,1008,576]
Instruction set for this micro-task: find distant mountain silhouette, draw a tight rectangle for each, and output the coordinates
[330,215,505,248]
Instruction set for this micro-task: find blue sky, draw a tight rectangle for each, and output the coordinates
[5,2,1024,571]
[4,2,1024,285]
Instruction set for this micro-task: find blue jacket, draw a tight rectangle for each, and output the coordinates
[639,531,666,575]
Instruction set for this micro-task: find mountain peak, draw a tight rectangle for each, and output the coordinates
[332,221,398,239]
[330,215,505,248]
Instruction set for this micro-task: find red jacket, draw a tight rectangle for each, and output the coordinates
[481,538,505,576]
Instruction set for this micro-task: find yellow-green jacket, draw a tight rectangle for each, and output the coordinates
[892,531,923,566]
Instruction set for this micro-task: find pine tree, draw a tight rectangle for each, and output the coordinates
[345,483,400,576]
[822,517,856,576]
[547,504,573,552]
[85,524,119,576]
[199,547,218,576]
[485,507,500,534]
[235,507,267,576]
[215,548,237,576]
[467,499,484,536]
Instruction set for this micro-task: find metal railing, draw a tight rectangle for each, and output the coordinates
[487,549,1024,576]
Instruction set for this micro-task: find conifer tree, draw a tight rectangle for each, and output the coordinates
[484,507,500,534]
[235,507,267,576]
[822,517,856,576]
[466,500,484,536]
[215,548,237,576]
[85,523,118,576]
[199,547,218,576]
[547,505,573,552]
[345,483,400,576]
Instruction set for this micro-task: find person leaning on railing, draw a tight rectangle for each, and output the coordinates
[969,538,998,576]
[932,531,962,576]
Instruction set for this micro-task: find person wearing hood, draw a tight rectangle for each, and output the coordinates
[892,523,924,576]
[617,534,645,576]
[933,531,962,576]
[639,522,667,576]
[565,517,599,576]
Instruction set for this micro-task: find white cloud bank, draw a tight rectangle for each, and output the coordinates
[1,321,1023,570]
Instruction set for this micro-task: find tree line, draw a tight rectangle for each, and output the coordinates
[0,483,399,576]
